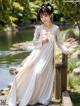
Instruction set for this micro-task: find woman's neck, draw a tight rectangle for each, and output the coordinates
[43,21,53,29]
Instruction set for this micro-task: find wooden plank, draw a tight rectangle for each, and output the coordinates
[61,54,68,91]
[55,63,62,99]
[55,54,68,99]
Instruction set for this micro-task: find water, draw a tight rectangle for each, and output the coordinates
[0,29,34,90]
[0,67,14,90]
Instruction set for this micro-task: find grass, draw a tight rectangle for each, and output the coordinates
[68,58,78,73]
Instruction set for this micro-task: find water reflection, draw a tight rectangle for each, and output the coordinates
[0,67,14,90]
[0,29,33,89]
[0,29,33,50]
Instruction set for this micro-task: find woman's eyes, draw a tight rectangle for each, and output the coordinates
[40,14,48,18]
[44,14,48,17]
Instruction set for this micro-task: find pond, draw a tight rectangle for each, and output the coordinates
[0,29,34,90]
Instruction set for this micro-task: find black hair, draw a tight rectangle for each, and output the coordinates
[38,3,53,20]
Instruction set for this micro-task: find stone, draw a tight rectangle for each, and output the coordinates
[73,67,80,75]
[71,50,80,59]
[78,53,80,60]
[62,91,72,106]
[76,62,80,67]
[65,31,76,39]
[9,67,18,75]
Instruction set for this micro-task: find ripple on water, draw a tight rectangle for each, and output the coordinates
[0,50,26,57]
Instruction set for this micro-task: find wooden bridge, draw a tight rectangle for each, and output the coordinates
[0,53,72,106]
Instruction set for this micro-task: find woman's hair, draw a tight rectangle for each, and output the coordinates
[38,3,53,20]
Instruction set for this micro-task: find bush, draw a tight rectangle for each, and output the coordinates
[68,58,78,73]
[68,73,80,89]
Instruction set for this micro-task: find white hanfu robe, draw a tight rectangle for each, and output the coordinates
[6,24,67,106]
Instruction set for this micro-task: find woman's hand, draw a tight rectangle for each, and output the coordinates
[65,48,73,56]
[32,34,49,49]
[41,37,49,45]
[41,33,49,45]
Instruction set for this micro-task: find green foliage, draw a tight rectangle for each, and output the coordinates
[13,2,24,10]
[68,73,80,89]
[55,0,80,37]
[0,0,80,30]
[0,0,24,28]
[70,92,80,106]
[9,16,18,27]
[68,74,74,89]
[68,58,78,73]
[0,0,64,28]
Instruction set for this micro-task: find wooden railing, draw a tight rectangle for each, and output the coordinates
[55,53,68,99]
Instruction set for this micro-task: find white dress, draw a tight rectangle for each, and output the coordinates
[6,24,67,106]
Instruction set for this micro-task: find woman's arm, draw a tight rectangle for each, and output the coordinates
[55,26,69,54]
[33,25,40,41]
[33,26,49,47]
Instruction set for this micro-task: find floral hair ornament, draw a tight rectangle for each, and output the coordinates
[42,5,45,8]
[47,5,51,10]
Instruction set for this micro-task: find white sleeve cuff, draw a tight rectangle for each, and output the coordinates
[61,45,68,54]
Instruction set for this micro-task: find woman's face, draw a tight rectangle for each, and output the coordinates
[40,12,51,26]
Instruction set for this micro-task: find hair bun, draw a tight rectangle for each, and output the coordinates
[42,3,53,14]
[37,3,53,20]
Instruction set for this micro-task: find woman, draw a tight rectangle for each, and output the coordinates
[7,3,69,106]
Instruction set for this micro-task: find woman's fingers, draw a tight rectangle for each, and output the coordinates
[41,37,49,45]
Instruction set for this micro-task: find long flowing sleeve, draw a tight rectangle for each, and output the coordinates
[33,25,40,41]
[55,26,68,54]
[26,26,43,51]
